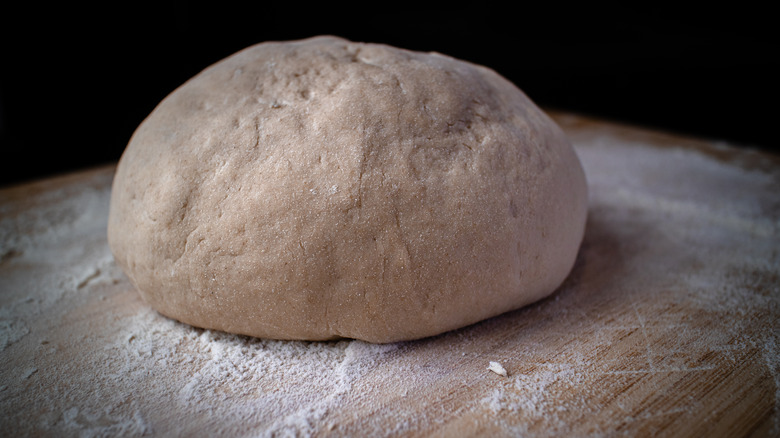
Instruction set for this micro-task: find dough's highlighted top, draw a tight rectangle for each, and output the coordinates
[107,36,588,343]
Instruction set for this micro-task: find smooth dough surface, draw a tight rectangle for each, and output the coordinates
[107,36,588,343]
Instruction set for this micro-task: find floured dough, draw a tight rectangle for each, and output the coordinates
[107,36,588,343]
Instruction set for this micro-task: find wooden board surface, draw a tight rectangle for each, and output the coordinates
[1,112,778,437]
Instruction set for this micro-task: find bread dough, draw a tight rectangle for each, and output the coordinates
[107,36,588,343]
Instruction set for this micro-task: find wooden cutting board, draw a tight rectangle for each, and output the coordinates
[1,112,778,437]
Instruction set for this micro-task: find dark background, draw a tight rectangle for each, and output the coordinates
[1,6,776,187]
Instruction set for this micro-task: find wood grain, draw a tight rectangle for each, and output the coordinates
[0,112,777,437]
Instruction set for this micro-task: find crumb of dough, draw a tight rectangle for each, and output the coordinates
[488,361,508,377]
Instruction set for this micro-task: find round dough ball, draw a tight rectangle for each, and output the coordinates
[107,36,588,343]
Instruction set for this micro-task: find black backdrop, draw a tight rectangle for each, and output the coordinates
[1,6,776,187]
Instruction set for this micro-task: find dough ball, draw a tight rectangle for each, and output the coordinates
[107,36,588,343]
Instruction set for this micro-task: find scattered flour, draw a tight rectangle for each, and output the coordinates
[1,118,778,436]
